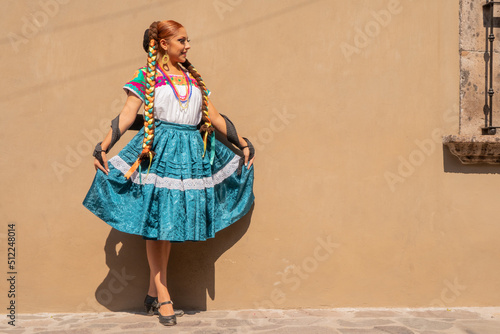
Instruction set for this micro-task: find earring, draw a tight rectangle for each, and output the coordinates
[162,54,169,70]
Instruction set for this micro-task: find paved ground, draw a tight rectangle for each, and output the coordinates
[2,307,500,333]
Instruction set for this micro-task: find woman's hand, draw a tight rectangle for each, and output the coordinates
[91,94,142,175]
[94,152,109,175]
[243,147,255,169]
[206,98,255,169]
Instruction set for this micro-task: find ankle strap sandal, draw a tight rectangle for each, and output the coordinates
[158,301,177,326]
[144,295,185,317]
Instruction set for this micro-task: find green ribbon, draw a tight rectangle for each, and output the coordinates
[138,164,142,185]
[210,132,215,165]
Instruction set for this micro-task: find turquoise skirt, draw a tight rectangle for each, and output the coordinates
[82,121,254,242]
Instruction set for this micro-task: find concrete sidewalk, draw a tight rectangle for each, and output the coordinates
[3,307,500,333]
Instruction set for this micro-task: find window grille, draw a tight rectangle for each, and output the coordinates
[482,1,500,134]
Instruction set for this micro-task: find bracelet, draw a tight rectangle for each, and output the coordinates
[93,142,105,167]
[240,146,248,149]
[243,137,255,160]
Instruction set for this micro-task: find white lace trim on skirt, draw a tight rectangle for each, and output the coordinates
[109,155,240,190]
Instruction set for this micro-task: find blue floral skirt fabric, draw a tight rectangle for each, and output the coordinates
[82,121,254,242]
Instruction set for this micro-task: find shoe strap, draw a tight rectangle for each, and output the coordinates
[159,300,173,306]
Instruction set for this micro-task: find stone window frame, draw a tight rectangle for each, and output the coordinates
[444,0,500,164]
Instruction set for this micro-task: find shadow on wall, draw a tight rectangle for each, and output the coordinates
[94,206,253,312]
[170,206,253,311]
[442,145,500,174]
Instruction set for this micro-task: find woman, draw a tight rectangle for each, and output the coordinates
[83,20,255,326]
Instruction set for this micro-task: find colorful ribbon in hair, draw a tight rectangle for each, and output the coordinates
[190,64,215,165]
[124,39,157,180]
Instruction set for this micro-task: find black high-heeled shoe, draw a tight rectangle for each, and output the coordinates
[144,295,160,316]
[158,300,176,326]
[144,295,184,317]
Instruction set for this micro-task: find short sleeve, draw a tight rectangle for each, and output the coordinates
[123,68,147,102]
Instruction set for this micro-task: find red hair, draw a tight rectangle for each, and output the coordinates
[156,20,184,53]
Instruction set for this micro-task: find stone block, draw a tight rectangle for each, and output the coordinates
[460,0,500,53]
[374,325,415,334]
[408,309,481,319]
[457,320,500,334]
[338,318,395,327]
[261,326,339,334]
[193,310,230,318]
[191,329,237,334]
[120,321,156,329]
[396,318,454,331]
[443,134,500,163]
[338,329,386,334]
[459,51,500,135]
[304,309,347,317]
[215,318,251,327]
[235,309,284,318]
[269,317,323,326]
[354,310,403,318]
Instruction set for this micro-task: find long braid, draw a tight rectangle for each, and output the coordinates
[142,22,159,155]
[124,21,159,180]
[182,59,214,159]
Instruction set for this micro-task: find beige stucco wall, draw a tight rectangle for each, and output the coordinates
[2,0,499,313]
